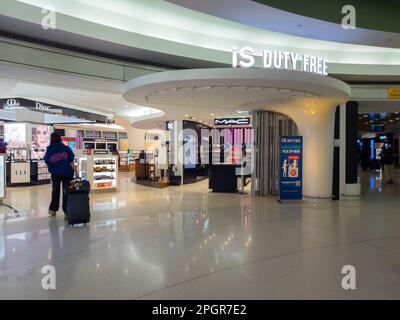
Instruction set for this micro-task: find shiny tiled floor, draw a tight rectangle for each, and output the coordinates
[1,170,400,299]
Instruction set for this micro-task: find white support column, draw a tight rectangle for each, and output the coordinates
[293,105,336,199]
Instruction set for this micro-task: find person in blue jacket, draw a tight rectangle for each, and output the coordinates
[44,132,79,218]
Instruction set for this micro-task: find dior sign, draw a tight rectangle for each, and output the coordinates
[11,162,30,184]
[15,170,27,176]
[6,99,17,107]
[0,98,108,123]
[35,102,51,111]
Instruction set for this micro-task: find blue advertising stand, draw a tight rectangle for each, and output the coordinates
[279,136,303,202]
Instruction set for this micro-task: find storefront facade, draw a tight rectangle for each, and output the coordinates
[123,67,351,199]
[0,98,130,190]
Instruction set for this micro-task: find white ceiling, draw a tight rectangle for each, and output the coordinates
[167,0,400,48]
[2,0,400,75]
[0,63,162,122]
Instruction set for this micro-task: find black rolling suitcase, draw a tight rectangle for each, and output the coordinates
[66,179,91,225]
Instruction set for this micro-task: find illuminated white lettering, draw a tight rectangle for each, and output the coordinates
[239,47,255,68]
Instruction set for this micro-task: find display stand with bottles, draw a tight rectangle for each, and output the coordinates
[89,155,118,192]
[5,146,51,187]
[75,150,118,193]
[118,150,135,171]
[76,153,88,181]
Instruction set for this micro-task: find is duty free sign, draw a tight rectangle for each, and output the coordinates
[232,46,328,76]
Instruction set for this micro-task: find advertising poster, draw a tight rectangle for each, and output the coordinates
[68,140,77,149]
[31,125,51,160]
[280,136,303,200]
[184,134,197,169]
[119,139,129,151]
[4,123,26,147]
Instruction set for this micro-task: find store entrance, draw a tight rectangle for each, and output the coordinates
[133,120,255,192]
[0,98,130,191]
[358,112,399,192]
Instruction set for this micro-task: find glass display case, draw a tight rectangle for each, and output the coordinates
[90,155,118,191]
[75,150,118,192]
[118,150,135,171]
[37,160,51,181]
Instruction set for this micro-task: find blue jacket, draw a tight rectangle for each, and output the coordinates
[44,143,75,177]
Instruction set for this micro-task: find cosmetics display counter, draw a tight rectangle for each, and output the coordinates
[118,150,136,171]
[75,150,118,193]
[209,164,239,193]
[6,159,51,187]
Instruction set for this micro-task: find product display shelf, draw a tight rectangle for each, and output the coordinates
[77,156,88,181]
[149,163,155,180]
[118,150,135,171]
[37,160,51,181]
[88,155,118,192]
[212,145,222,164]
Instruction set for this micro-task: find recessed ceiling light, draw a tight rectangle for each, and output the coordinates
[185,114,189,117]
[210,113,215,116]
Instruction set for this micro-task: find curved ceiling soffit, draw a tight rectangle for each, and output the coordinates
[5,0,400,71]
[123,68,351,127]
[166,0,400,49]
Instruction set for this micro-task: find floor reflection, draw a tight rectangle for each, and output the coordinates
[0,171,400,299]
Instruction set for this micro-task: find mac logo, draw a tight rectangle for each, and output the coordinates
[214,118,250,126]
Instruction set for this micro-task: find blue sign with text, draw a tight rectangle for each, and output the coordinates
[279,136,303,200]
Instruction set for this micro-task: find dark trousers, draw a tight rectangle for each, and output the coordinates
[49,174,73,213]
